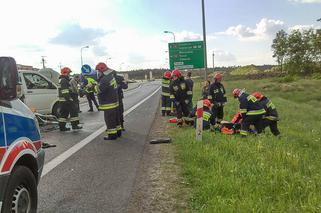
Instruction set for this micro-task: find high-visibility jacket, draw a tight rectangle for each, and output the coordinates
[259,96,279,121]
[58,76,71,102]
[84,77,97,93]
[208,82,227,104]
[96,71,119,111]
[202,108,216,130]
[169,77,192,102]
[162,78,171,97]
[238,93,266,117]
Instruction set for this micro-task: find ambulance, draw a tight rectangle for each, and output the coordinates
[0,57,45,213]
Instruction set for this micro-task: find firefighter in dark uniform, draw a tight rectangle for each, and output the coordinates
[233,88,266,136]
[95,62,121,140]
[185,71,194,112]
[113,71,128,130]
[161,71,172,116]
[170,69,192,127]
[58,67,82,131]
[208,73,227,123]
[253,92,281,136]
[190,99,216,130]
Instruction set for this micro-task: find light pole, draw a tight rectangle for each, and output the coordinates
[164,30,176,43]
[80,45,89,67]
[202,0,208,80]
[212,51,215,71]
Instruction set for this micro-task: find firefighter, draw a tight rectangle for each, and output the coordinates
[82,64,99,112]
[70,74,81,113]
[58,67,82,131]
[169,69,192,127]
[113,70,128,130]
[252,91,280,136]
[161,71,172,116]
[208,73,227,123]
[185,71,194,111]
[191,99,216,130]
[95,62,121,140]
[232,88,266,137]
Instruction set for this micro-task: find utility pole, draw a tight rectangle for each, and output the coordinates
[212,51,215,71]
[201,0,208,80]
[41,56,46,69]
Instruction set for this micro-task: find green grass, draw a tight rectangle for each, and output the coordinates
[171,78,321,212]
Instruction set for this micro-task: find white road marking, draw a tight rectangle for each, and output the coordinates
[41,86,161,177]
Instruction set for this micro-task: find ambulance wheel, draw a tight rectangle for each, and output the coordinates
[1,166,37,213]
[52,102,61,118]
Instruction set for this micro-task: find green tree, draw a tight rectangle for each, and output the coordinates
[271,30,288,72]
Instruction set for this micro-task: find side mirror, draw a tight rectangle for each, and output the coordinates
[0,57,18,100]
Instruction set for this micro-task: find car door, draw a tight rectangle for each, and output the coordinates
[22,72,58,114]
[0,105,6,164]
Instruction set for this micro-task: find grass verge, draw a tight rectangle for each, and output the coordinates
[170,78,321,212]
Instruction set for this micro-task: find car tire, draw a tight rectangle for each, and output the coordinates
[1,166,38,213]
[52,102,61,118]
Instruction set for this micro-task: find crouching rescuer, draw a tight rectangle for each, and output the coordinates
[252,91,281,136]
[95,62,122,140]
[233,88,266,136]
[58,67,82,131]
[170,69,192,126]
[161,71,172,116]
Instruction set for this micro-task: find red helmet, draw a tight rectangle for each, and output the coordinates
[95,62,108,73]
[252,91,263,101]
[61,67,72,76]
[232,88,241,98]
[163,71,171,79]
[203,99,212,108]
[171,69,182,78]
[214,73,222,81]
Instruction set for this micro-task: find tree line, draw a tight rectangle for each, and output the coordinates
[272,28,321,74]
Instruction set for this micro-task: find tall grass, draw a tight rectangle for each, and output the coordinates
[171,78,321,212]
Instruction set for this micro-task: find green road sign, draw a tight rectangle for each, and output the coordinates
[168,41,204,70]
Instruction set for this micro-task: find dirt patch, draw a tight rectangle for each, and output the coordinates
[126,109,188,213]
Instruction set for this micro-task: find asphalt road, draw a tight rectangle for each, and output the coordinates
[38,81,161,213]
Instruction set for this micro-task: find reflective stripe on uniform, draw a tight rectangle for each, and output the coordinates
[162,84,170,88]
[170,95,175,99]
[162,92,170,96]
[207,95,212,99]
[106,129,117,134]
[240,130,248,136]
[240,109,247,113]
[61,89,69,94]
[267,101,276,109]
[265,115,278,121]
[203,111,211,122]
[246,109,266,115]
[99,102,119,110]
[187,91,193,95]
[116,125,122,131]
[58,118,67,122]
[70,117,80,122]
[59,98,66,102]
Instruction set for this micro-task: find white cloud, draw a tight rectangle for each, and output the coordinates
[218,18,285,41]
[288,0,321,3]
[288,24,316,31]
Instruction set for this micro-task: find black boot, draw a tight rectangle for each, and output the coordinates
[60,127,71,132]
[72,125,83,130]
[88,109,93,112]
[117,130,122,137]
[104,134,117,140]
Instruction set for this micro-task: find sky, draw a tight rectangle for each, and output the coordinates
[0,0,320,73]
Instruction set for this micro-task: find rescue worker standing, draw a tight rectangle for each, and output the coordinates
[185,71,194,112]
[95,62,121,140]
[161,71,172,116]
[82,64,99,112]
[170,69,192,127]
[208,73,227,123]
[232,88,266,137]
[252,92,281,136]
[113,70,128,130]
[70,74,81,113]
[58,67,82,131]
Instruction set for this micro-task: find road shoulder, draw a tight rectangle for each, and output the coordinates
[127,108,189,212]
